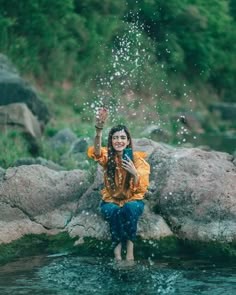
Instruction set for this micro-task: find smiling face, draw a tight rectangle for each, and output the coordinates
[111,130,130,153]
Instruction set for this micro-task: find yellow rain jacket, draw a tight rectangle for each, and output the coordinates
[87,146,150,206]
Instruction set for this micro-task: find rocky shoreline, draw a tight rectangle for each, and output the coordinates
[0,138,235,263]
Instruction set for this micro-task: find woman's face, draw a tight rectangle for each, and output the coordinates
[111,130,130,153]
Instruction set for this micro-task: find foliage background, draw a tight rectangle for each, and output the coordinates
[0,0,235,168]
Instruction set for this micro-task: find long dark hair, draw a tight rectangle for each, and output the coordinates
[106,124,133,191]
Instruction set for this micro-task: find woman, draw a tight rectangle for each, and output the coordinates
[87,107,150,261]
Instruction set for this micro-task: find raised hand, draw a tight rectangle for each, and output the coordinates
[95,107,108,129]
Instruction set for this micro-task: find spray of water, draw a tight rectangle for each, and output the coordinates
[81,12,194,145]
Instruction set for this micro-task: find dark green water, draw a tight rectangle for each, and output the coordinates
[151,132,235,154]
[184,133,236,155]
[0,254,235,295]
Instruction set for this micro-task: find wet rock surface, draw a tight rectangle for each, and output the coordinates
[0,138,235,249]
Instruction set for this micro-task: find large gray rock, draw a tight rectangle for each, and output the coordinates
[0,165,89,243]
[0,103,42,138]
[49,128,77,150]
[141,125,171,142]
[0,167,5,179]
[13,157,64,171]
[0,54,50,124]
[148,146,236,242]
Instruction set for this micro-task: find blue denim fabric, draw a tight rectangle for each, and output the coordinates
[100,200,144,248]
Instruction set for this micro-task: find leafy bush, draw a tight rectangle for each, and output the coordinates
[0,0,234,99]
[0,130,31,168]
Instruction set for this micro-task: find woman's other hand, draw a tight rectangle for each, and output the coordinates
[122,156,138,183]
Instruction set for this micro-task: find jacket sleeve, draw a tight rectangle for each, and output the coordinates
[129,157,150,194]
[87,146,108,167]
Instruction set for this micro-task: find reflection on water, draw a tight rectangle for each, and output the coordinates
[0,255,236,295]
[184,133,236,154]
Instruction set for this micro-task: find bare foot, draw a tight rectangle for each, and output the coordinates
[126,240,134,261]
[114,243,122,261]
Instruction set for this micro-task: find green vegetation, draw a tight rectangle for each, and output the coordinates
[1,0,235,96]
[180,239,236,260]
[1,233,236,265]
[0,232,76,265]
[0,0,235,167]
[0,130,31,168]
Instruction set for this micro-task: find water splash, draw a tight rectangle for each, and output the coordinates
[81,12,194,146]
[81,14,160,129]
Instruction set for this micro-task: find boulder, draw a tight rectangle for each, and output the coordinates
[70,138,89,153]
[0,103,42,139]
[0,165,89,243]
[60,137,91,170]
[0,54,50,124]
[172,112,204,133]
[133,137,172,156]
[141,125,171,142]
[148,146,236,242]
[49,128,78,150]
[0,167,5,179]
[13,157,64,171]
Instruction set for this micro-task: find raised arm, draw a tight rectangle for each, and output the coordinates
[94,107,108,156]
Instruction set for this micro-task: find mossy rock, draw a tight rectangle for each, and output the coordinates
[1,233,236,266]
[180,239,236,261]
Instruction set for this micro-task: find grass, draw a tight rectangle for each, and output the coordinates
[0,130,31,168]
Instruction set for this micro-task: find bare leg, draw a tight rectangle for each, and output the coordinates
[114,243,122,260]
[126,240,134,261]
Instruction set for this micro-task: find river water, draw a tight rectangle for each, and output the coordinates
[0,254,235,295]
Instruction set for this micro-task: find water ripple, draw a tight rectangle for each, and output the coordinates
[0,255,236,295]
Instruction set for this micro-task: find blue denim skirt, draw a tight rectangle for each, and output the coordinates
[100,200,144,248]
